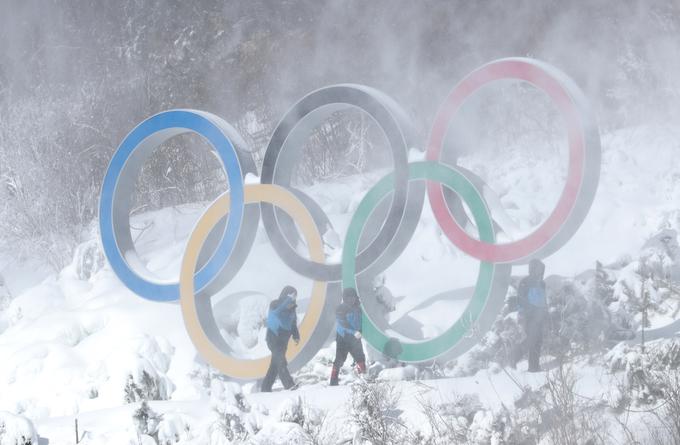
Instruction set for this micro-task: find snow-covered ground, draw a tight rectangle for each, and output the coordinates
[0,125,679,444]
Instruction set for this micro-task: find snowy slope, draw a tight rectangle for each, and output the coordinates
[0,124,679,443]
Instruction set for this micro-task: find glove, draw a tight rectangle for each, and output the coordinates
[354,331,362,340]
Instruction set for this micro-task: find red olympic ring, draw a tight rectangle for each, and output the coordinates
[427,58,598,264]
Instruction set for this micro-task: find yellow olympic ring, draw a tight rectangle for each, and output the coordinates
[179,184,327,379]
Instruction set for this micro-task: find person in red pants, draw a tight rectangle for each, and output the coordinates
[330,288,366,386]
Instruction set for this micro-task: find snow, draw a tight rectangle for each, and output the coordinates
[0,124,678,442]
[546,125,680,275]
[250,422,308,444]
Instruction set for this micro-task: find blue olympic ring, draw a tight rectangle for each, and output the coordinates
[99,110,245,301]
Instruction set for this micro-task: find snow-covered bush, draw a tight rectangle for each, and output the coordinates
[248,422,309,445]
[510,365,608,445]
[276,397,304,425]
[274,396,328,444]
[349,380,411,444]
[187,362,232,398]
[418,391,549,445]
[652,368,680,444]
[72,238,105,281]
[117,336,176,404]
[0,412,38,445]
[639,229,680,279]
[212,404,249,444]
[417,393,483,444]
[544,274,612,358]
[132,401,161,442]
[215,293,268,350]
[606,338,680,405]
[467,410,506,445]
[156,413,193,445]
[124,370,170,404]
[209,381,261,444]
[235,297,268,349]
[540,365,607,445]
[600,362,680,444]
[605,230,680,340]
[300,405,328,445]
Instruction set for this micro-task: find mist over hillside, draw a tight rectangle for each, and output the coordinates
[1,0,679,268]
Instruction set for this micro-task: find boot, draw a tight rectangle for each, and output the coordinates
[329,365,340,386]
[356,361,366,374]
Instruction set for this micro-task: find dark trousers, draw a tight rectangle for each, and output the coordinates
[513,307,547,370]
[333,333,366,368]
[261,331,294,391]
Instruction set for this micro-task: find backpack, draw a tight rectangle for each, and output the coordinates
[527,286,546,307]
[267,296,295,335]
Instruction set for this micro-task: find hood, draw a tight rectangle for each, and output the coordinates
[528,259,545,280]
[278,285,297,301]
[342,287,359,305]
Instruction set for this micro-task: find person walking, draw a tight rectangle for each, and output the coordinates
[261,285,300,392]
[514,259,548,372]
[330,288,366,386]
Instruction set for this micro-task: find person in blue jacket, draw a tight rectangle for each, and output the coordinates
[330,287,366,386]
[513,258,548,372]
[261,285,300,392]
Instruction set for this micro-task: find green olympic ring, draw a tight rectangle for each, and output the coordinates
[342,160,496,362]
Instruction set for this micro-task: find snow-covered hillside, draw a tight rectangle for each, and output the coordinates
[1,125,679,444]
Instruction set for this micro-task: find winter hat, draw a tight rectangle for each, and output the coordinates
[342,287,359,303]
[279,285,297,301]
[528,259,545,279]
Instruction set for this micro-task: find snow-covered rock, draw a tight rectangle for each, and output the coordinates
[0,411,38,445]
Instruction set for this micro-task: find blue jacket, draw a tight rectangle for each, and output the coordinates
[336,301,361,337]
[266,296,300,340]
[518,277,547,309]
[518,259,547,310]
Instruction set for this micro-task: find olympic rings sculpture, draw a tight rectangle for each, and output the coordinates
[99,58,601,379]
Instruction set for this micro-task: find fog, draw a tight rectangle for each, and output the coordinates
[0,0,679,267]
